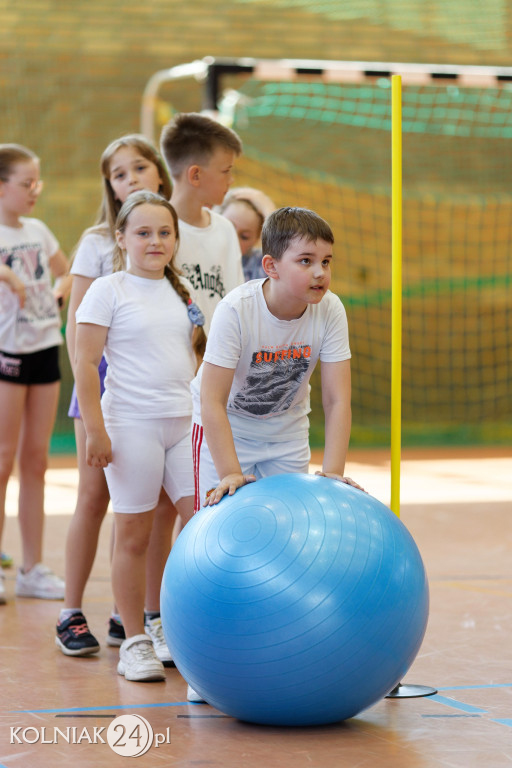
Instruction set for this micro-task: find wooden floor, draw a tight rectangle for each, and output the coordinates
[1,448,511,768]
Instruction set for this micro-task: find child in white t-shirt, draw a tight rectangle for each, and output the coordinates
[75,191,205,682]
[192,206,363,508]
[160,112,245,333]
[0,143,70,605]
[57,134,178,661]
[187,205,363,705]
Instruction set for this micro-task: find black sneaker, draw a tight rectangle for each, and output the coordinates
[107,616,126,647]
[55,612,100,656]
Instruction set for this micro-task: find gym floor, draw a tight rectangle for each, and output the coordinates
[1,448,511,767]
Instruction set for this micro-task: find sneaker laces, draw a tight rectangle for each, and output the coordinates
[130,639,157,662]
[146,617,166,649]
[72,622,91,637]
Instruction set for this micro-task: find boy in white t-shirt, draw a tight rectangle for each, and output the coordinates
[191,206,363,511]
[160,113,244,333]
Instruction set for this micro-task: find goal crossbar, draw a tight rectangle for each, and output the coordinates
[141,55,512,142]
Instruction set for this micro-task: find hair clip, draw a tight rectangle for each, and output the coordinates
[187,299,205,327]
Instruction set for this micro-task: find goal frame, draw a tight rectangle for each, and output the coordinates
[141,55,512,142]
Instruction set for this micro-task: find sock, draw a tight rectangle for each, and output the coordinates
[144,610,160,622]
[110,613,122,624]
[59,608,82,622]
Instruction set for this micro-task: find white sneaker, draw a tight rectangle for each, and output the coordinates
[117,634,166,682]
[16,563,65,600]
[144,615,174,667]
[0,572,6,604]
[187,684,206,703]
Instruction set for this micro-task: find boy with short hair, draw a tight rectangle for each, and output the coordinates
[191,206,360,510]
[160,112,244,332]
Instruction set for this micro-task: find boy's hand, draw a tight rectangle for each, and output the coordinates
[204,473,257,506]
[315,470,366,493]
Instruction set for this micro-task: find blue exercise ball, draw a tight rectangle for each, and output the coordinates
[161,473,429,726]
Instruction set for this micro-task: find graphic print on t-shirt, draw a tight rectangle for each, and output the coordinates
[181,262,225,302]
[232,344,311,417]
[1,242,57,324]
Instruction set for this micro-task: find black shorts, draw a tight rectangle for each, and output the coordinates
[0,346,61,385]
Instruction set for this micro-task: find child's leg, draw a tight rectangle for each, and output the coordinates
[116,524,166,681]
[162,417,195,527]
[103,417,166,636]
[111,509,155,638]
[192,422,220,511]
[174,494,194,526]
[63,418,110,608]
[143,494,193,613]
[0,381,26,555]
[144,488,178,613]
[171,514,183,546]
[145,417,195,612]
[16,381,59,571]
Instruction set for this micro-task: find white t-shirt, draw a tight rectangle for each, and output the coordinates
[71,231,114,279]
[176,209,243,333]
[191,279,351,442]
[0,217,62,353]
[76,271,197,419]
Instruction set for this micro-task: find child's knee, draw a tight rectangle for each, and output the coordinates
[115,514,153,556]
[17,447,48,479]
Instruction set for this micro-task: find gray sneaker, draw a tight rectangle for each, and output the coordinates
[16,563,64,600]
[117,635,166,682]
[144,615,174,667]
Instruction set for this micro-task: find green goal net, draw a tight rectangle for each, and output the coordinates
[144,58,512,448]
[216,75,512,447]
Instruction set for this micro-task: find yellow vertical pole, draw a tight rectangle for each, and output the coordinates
[390,75,402,517]
[387,76,438,699]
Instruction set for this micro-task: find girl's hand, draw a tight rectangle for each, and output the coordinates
[86,431,113,469]
[203,472,256,507]
[315,470,367,493]
[53,274,73,308]
[10,275,26,309]
[0,267,26,308]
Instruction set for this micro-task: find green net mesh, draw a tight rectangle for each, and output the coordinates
[220,78,512,446]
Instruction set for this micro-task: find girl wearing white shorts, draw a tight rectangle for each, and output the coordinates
[74,191,205,682]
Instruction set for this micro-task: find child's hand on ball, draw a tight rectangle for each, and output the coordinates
[315,470,366,492]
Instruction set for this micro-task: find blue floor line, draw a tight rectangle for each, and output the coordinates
[492,719,512,728]
[11,701,206,715]
[12,685,511,717]
[429,694,487,714]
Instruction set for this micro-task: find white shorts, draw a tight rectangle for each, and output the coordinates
[192,422,310,511]
[104,415,194,514]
